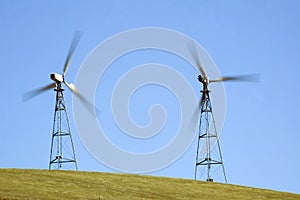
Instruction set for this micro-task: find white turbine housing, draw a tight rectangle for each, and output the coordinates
[50,73,64,83]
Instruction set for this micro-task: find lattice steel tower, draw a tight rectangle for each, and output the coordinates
[49,83,78,170]
[194,75,227,183]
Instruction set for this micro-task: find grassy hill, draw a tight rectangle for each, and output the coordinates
[0,168,299,200]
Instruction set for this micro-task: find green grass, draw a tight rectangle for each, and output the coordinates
[0,168,299,200]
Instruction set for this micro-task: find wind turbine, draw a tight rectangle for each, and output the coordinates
[189,42,258,183]
[23,31,90,170]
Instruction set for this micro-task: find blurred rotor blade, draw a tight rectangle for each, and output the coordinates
[64,81,99,116]
[63,31,83,76]
[188,41,207,78]
[210,73,260,83]
[188,99,201,133]
[190,93,205,127]
[23,83,56,102]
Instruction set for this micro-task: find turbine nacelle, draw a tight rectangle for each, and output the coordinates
[198,75,209,85]
[50,73,64,83]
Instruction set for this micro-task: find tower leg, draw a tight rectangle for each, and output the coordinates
[49,83,78,170]
[195,90,227,183]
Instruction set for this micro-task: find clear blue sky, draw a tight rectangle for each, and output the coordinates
[1,0,300,194]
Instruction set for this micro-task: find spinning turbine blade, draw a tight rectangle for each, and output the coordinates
[189,99,201,133]
[189,85,208,132]
[23,83,56,101]
[63,81,98,116]
[63,31,83,76]
[188,41,207,78]
[210,74,260,83]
